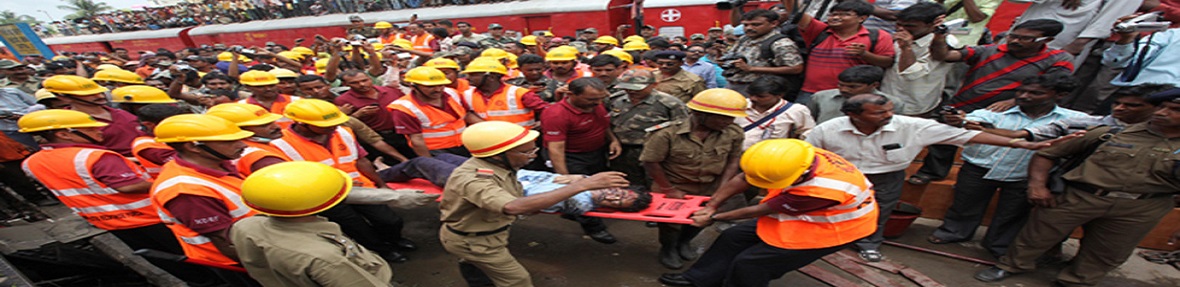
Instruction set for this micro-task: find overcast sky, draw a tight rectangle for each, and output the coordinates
[7,0,150,22]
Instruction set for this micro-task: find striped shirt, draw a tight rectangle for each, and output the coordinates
[948,44,1075,111]
[800,19,896,93]
[961,105,1088,181]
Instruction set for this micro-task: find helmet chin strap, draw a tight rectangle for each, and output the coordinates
[194,142,234,161]
[67,129,100,145]
[62,94,107,107]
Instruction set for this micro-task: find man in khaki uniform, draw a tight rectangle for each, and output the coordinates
[641,89,746,269]
[440,121,628,287]
[0,60,40,94]
[610,68,690,187]
[653,51,706,104]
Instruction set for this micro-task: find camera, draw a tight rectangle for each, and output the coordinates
[715,0,749,10]
[717,54,747,77]
[71,55,86,61]
[936,19,971,35]
[1113,11,1172,33]
[174,61,196,73]
[349,34,367,46]
[230,46,256,55]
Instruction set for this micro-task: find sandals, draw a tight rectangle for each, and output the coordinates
[907,175,934,185]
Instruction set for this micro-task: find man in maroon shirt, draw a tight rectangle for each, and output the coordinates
[540,77,623,244]
[130,104,185,170]
[334,70,416,161]
[45,75,145,156]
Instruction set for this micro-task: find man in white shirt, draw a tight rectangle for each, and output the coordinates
[881,2,961,116]
[734,76,814,150]
[805,94,1052,262]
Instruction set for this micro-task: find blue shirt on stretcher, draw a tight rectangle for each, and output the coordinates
[517,170,652,215]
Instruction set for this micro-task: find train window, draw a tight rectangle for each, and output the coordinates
[658,27,685,39]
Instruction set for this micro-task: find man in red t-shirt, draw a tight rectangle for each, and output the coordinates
[334,70,417,161]
[792,0,896,104]
[539,77,623,244]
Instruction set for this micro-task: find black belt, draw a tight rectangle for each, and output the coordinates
[621,144,644,148]
[1066,181,1174,200]
[446,225,510,237]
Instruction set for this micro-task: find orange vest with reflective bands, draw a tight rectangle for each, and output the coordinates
[22,146,159,230]
[151,160,256,266]
[506,69,523,79]
[268,127,375,188]
[453,78,471,93]
[387,94,467,150]
[232,140,290,177]
[757,149,878,250]
[131,136,172,179]
[238,95,300,127]
[462,85,537,128]
[410,33,435,53]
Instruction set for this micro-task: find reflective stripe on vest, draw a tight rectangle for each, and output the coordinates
[269,127,371,187]
[756,150,878,250]
[766,177,875,223]
[23,147,158,230]
[411,34,435,52]
[461,85,535,127]
[387,95,467,149]
[152,174,253,254]
[131,136,168,178]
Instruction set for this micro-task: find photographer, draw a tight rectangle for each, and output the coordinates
[722,9,805,95]
[1103,13,1180,89]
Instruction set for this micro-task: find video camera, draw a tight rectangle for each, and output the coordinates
[1113,12,1172,33]
[717,53,747,78]
[716,0,749,10]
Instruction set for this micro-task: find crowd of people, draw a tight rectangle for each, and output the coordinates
[40,0,518,37]
[3,0,1180,286]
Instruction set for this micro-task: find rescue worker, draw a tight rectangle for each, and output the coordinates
[237,70,299,125]
[478,49,523,79]
[608,69,690,188]
[592,36,620,53]
[270,99,417,263]
[20,109,221,287]
[460,57,548,128]
[130,104,186,179]
[423,57,471,94]
[389,67,482,158]
[111,85,180,117]
[267,68,301,97]
[150,114,259,284]
[659,139,878,287]
[440,121,629,287]
[44,75,144,156]
[91,68,145,89]
[545,46,593,84]
[641,88,746,269]
[506,54,562,103]
[204,103,290,176]
[232,161,393,287]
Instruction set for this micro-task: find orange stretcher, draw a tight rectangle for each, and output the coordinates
[386,180,709,224]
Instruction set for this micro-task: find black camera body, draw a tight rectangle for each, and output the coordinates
[716,0,750,10]
[717,54,747,77]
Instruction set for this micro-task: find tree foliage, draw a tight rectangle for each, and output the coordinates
[58,0,114,20]
[0,10,40,25]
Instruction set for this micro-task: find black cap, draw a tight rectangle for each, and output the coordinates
[1147,87,1180,104]
[653,50,687,61]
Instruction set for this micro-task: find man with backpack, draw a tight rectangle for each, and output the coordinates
[792,0,897,105]
[721,9,805,96]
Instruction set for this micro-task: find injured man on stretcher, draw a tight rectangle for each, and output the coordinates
[376,153,653,214]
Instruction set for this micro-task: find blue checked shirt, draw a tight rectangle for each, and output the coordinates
[962,105,1087,181]
[682,61,718,89]
[0,88,37,132]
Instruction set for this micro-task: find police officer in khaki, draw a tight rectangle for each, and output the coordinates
[641,89,747,269]
[652,51,706,104]
[975,88,1180,286]
[609,68,690,187]
[440,121,629,287]
[231,161,394,287]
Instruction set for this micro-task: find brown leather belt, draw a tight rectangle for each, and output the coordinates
[446,225,510,237]
[1067,181,1174,200]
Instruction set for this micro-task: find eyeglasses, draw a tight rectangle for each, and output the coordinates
[1006,34,1050,42]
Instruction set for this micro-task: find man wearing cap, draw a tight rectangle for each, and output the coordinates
[974,88,1180,286]
[579,28,600,42]
[460,58,549,129]
[346,15,378,38]
[44,76,144,156]
[238,71,300,119]
[0,83,38,149]
[653,51,706,104]
[545,46,594,84]
[707,27,724,43]
[450,22,488,46]
[0,60,40,94]
[592,36,620,53]
[480,24,516,48]
[609,69,689,187]
[507,54,562,103]
[390,67,482,157]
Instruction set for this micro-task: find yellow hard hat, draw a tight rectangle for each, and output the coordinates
[92,69,145,84]
[462,57,508,75]
[505,53,519,69]
[462,121,539,158]
[283,99,349,127]
[372,43,385,51]
[600,49,633,64]
[741,139,817,189]
[154,114,254,143]
[52,55,70,61]
[17,109,108,133]
[206,103,283,127]
[686,88,748,118]
[239,70,279,86]
[542,31,554,37]
[43,75,110,96]
[34,89,56,102]
[315,58,330,74]
[277,51,304,61]
[520,35,538,46]
[374,21,393,29]
[423,57,460,70]
[217,52,235,62]
[545,46,578,62]
[594,36,620,46]
[403,66,453,86]
[96,64,121,71]
[291,47,316,57]
[623,41,651,51]
[268,68,300,79]
[110,85,179,104]
[241,161,352,217]
[623,35,646,44]
[480,48,510,60]
[392,39,412,50]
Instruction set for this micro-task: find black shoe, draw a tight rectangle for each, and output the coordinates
[974,267,1014,282]
[659,246,683,269]
[381,251,408,263]
[645,221,658,228]
[658,273,694,286]
[395,238,418,251]
[677,242,698,261]
[588,230,617,244]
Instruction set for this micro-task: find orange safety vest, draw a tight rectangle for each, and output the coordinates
[239,95,300,126]
[756,150,878,250]
[151,160,256,266]
[410,33,435,53]
[22,146,159,231]
[131,136,172,179]
[232,140,290,177]
[461,85,537,128]
[547,69,595,84]
[506,69,523,79]
[268,126,375,188]
[386,94,467,150]
[452,78,471,93]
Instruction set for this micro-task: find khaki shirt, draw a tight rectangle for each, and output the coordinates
[440,158,523,232]
[1039,123,1180,194]
[639,119,744,187]
[231,216,393,287]
[609,91,689,145]
[343,116,384,145]
[0,77,40,95]
[655,70,706,104]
